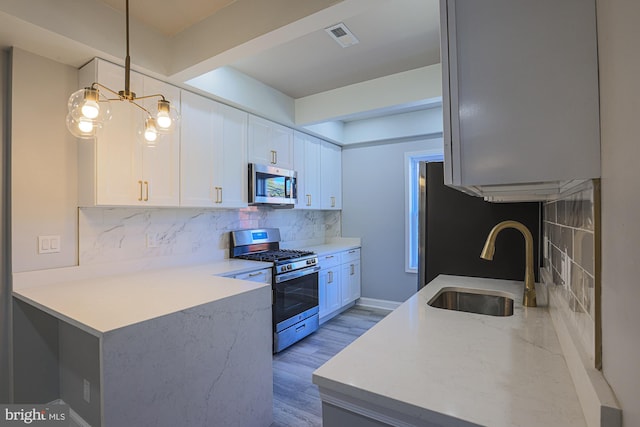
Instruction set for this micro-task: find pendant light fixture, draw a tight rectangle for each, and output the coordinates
[66,0,179,143]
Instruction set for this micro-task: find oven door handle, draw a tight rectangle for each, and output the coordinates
[275,265,320,283]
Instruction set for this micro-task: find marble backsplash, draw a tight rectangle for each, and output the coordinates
[542,180,598,364]
[79,207,341,266]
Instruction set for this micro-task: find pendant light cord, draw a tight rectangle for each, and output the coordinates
[124,0,131,97]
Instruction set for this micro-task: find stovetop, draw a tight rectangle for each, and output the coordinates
[235,249,315,263]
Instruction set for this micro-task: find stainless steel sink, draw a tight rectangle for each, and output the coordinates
[428,287,514,317]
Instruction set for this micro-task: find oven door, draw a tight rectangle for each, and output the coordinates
[273,265,320,332]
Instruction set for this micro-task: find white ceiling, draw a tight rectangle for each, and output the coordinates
[0,0,441,129]
[99,0,239,37]
[95,0,440,99]
[228,0,440,98]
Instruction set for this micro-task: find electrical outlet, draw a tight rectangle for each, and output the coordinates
[38,235,61,254]
[146,233,158,248]
[83,379,90,403]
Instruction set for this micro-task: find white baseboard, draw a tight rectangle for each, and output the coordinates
[356,297,401,312]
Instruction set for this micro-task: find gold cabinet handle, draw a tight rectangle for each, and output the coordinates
[213,186,222,203]
[350,264,355,275]
[144,181,149,202]
[330,196,336,207]
[328,270,333,284]
[248,271,264,277]
[270,150,277,164]
[306,194,311,206]
[138,180,143,201]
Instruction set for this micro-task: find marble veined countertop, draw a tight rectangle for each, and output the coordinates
[313,275,586,427]
[13,259,272,337]
[290,237,361,256]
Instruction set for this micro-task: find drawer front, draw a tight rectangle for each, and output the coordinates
[341,248,361,263]
[234,268,272,284]
[318,253,341,269]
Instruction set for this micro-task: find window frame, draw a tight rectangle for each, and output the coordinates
[404,149,444,273]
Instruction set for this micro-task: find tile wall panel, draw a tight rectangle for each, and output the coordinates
[543,181,597,362]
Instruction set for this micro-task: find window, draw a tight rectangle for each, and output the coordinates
[405,149,443,273]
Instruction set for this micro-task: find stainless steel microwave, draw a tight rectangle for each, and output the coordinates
[248,163,297,207]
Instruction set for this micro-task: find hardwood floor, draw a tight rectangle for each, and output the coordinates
[270,306,390,427]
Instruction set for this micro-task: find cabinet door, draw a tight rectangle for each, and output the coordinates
[320,141,342,209]
[80,59,180,207]
[293,132,321,209]
[341,259,361,305]
[441,0,600,188]
[93,60,144,205]
[180,91,219,207]
[319,267,341,318]
[248,115,293,169]
[140,77,180,206]
[216,104,248,208]
[269,122,294,169]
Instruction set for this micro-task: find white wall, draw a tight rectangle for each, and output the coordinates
[10,48,78,272]
[342,135,444,303]
[596,1,640,426]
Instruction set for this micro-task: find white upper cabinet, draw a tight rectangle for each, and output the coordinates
[180,91,248,208]
[293,131,322,209]
[440,0,600,201]
[320,141,342,210]
[78,59,180,207]
[248,115,294,169]
[216,103,249,208]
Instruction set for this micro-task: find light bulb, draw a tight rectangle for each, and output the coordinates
[156,100,173,130]
[144,118,158,142]
[66,114,98,139]
[78,119,94,133]
[156,111,172,129]
[81,100,100,119]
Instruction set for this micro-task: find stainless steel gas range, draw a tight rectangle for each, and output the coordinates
[230,228,319,353]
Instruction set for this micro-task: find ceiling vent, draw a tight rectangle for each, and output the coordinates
[325,23,360,48]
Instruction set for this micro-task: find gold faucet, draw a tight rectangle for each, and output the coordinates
[480,220,537,307]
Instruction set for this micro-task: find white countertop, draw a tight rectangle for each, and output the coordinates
[313,275,586,427]
[293,238,361,256]
[13,259,272,337]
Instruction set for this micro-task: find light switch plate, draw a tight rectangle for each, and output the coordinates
[38,235,61,254]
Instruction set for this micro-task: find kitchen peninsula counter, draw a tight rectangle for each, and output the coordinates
[12,260,274,427]
[13,259,272,335]
[313,275,586,427]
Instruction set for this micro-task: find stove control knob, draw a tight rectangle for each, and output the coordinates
[287,264,292,270]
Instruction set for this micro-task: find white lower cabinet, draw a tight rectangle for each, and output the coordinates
[318,248,361,322]
[341,249,361,305]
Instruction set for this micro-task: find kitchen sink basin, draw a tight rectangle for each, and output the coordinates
[428,287,514,317]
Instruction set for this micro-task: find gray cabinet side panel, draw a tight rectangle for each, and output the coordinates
[59,322,101,427]
[12,299,59,403]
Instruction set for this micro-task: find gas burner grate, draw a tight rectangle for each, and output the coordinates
[236,249,314,262]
